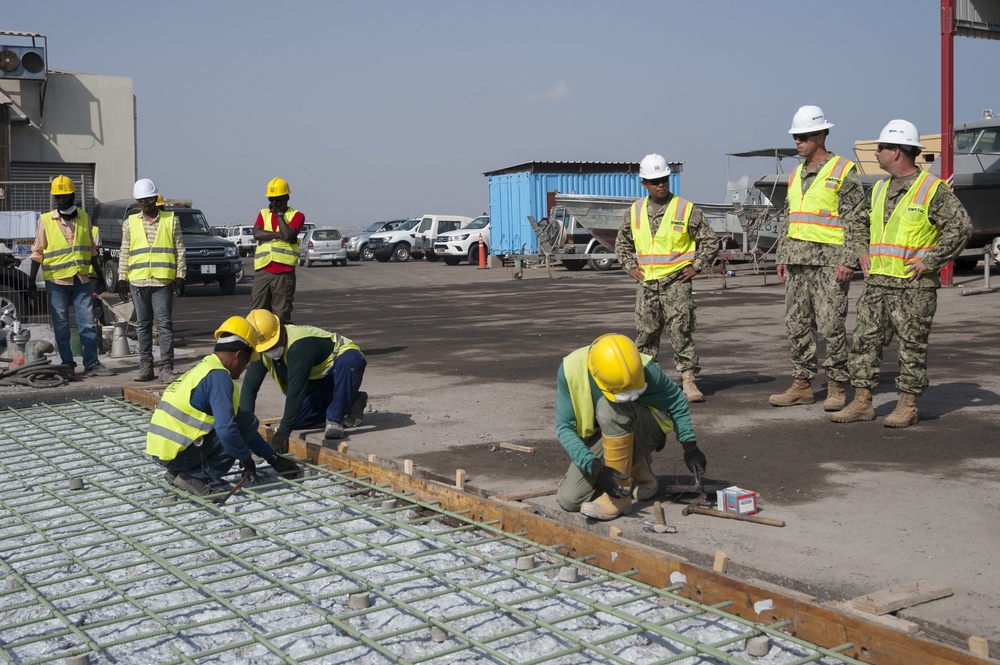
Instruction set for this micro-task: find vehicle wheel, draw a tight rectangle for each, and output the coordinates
[468,244,487,266]
[304,260,313,268]
[0,285,27,322]
[219,274,237,295]
[360,244,374,261]
[104,260,119,292]
[562,259,586,271]
[425,252,440,262]
[348,254,360,262]
[953,257,979,271]
[392,243,411,262]
[412,251,424,260]
[375,253,391,263]
[442,257,461,266]
[339,259,348,266]
[588,246,615,271]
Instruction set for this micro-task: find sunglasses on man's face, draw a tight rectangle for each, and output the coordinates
[876,144,898,153]
[792,132,821,142]
[643,177,670,186]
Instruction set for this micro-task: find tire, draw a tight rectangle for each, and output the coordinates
[219,274,237,295]
[103,260,119,292]
[375,253,391,263]
[412,251,424,260]
[0,285,27,322]
[304,260,313,268]
[338,259,347,266]
[360,244,374,261]
[425,252,440,262]
[562,259,586,271]
[442,257,461,266]
[392,243,411,262]
[468,244,486,266]
[954,257,979,271]
[348,254,360,262]
[588,246,615,271]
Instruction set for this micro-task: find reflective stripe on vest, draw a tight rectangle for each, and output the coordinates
[40,211,93,280]
[254,208,301,270]
[631,196,696,280]
[563,347,674,440]
[868,171,943,278]
[146,354,238,461]
[261,324,361,394]
[786,156,856,245]
[126,212,178,280]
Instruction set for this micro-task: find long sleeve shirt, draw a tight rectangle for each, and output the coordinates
[555,359,695,474]
[615,193,719,280]
[776,154,868,268]
[30,210,99,285]
[190,368,268,461]
[118,212,186,286]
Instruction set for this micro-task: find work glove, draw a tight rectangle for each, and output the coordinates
[589,459,630,499]
[681,441,707,477]
[116,279,129,299]
[27,281,37,295]
[93,278,106,295]
[271,431,290,454]
[240,456,258,482]
[174,276,185,295]
[268,454,303,479]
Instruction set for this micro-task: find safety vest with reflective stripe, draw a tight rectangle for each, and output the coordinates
[631,196,696,280]
[39,211,94,281]
[786,156,856,245]
[563,346,674,440]
[126,212,178,281]
[262,324,361,395]
[146,354,238,461]
[254,208,301,270]
[868,171,944,279]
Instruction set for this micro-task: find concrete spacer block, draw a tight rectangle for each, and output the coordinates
[430,625,447,643]
[67,478,85,491]
[557,566,578,583]
[5,575,22,591]
[239,527,257,539]
[515,555,535,571]
[381,498,397,510]
[162,495,178,504]
[745,635,770,657]
[348,592,371,609]
[65,655,91,665]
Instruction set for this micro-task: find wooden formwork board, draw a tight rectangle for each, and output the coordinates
[122,388,996,665]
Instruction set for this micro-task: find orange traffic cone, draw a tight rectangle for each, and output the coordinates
[478,234,487,269]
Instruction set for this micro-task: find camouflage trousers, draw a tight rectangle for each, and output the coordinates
[783,265,850,382]
[634,278,698,373]
[848,283,937,396]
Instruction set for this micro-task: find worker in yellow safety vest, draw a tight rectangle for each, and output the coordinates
[147,316,301,500]
[249,177,306,323]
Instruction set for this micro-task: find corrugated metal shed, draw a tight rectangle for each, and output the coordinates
[485,161,683,254]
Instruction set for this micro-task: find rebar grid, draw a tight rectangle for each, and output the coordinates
[0,399,864,665]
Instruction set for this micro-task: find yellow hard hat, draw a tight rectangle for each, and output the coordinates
[155,194,165,207]
[246,309,281,352]
[214,316,260,360]
[51,175,75,196]
[266,177,290,197]
[587,334,646,402]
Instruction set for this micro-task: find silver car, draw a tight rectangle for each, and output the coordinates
[345,219,409,261]
[298,228,347,267]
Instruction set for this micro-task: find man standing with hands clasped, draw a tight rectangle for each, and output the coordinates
[249,177,305,323]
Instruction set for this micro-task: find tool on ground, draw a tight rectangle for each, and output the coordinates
[642,501,678,534]
[680,504,785,527]
[213,473,248,505]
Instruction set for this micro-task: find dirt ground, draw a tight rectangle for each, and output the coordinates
[3,256,998,655]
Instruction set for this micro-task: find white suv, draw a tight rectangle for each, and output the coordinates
[226,226,257,257]
[434,216,490,265]
[368,219,421,262]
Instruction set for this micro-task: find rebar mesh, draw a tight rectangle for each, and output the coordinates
[0,399,864,665]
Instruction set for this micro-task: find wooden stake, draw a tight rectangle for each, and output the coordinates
[455,469,466,490]
[337,442,349,454]
[713,550,730,573]
[968,635,989,657]
[499,442,535,454]
[609,526,623,538]
[652,501,668,533]
[368,454,378,464]
[404,459,414,476]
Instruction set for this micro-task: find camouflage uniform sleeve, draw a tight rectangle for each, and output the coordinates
[615,205,639,273]
[838,169,868,268]
[775,198,791,263]
[923,185,973,272]
[689,206,719,272]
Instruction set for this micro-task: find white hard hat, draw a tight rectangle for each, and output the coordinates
[133,178,158,199]
[877,119,925,150]
[788,105,834,134]
[639,154,671,180]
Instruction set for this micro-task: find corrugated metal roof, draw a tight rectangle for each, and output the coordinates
[483,160,685,177]
[0,31,45,38]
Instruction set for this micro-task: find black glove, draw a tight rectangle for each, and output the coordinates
[681,441,707,477]
[240,456,258,481]
[589,459,629,499]
[116,280,129,299]
[93,278,106,295]
[271,431,290,454]
[27,281,37,295]
[268,454,303,479]
[174,276,185,295]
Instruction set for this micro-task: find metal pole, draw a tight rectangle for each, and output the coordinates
[940,0,956,286]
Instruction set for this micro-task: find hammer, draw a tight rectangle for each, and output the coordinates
[681,503,785,527]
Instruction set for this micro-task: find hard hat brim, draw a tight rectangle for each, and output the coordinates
[787,121,834,134]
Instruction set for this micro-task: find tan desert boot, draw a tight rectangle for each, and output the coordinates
[681,370,705,403]
[823,380,847,412]
[769,378,814,406]
[883,392,919,428]
[829,387,876,423]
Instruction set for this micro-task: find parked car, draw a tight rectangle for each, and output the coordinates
[412,214,473,261]
[434,216,490,265]
[226,225,257,256]
[346,219,410,261]
[296,221,316,242]
[298,228,347,267]
[367,219,421,262]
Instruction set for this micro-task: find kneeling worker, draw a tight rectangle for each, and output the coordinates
[147,316,301,497]
[241,309,368,451]
[556,333,706,521]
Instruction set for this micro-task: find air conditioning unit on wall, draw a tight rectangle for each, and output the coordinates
[0,46,46,80]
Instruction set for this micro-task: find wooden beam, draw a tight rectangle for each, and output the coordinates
[499,442,535,453]
[851,579,954,615]
[494,486,558,502]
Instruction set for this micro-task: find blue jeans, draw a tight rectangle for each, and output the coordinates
[131,284,175,369]
[295,349,367,428]
[46,278,97,369]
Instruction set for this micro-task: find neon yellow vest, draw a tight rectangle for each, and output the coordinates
[631,196,696,280]
[126,212,178,280]
[262,324,361,394]
[146,354,238,461]
[40,211,93,280]
[786,156,856,245]
[254,208,301,270]
[868,171,944,279]
[563,347,674,439]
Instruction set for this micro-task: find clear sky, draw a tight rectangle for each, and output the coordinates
[5,1,999,230]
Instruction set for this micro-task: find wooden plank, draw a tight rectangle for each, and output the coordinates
[493,486,558,502]
[748,578,819,604]
[968,636,990,657]
[851,579,954,615]
[828,601,920,633]
[499,442,535,454]
[713,551,729,573]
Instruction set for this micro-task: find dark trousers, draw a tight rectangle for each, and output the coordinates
[294,349,367,427]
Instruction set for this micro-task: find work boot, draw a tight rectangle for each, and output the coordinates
[681,370,705,403]
[324,420,345,440]
[829,387,876,423]
[159,366,180,383]
[83,361,116,377]
[823,380,847,412]
[344,391,368,428]
[164,471,229,499]
[768,378,814,407]
[883,392,919,428]
[581,433,634,520]
[135,364,155,382]
[631,453,659,501]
